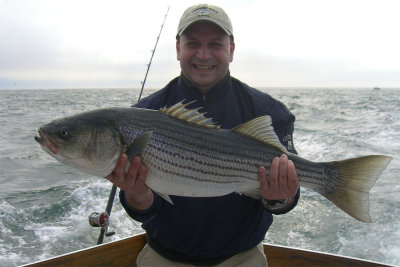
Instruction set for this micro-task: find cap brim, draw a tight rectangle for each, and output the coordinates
[177,19,232,38]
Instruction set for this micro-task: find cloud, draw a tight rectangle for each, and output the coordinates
[231,53,400,87]
[0,0,399,89]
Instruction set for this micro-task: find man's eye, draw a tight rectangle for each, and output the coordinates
[210,42,223,47]
[186,42,198,47]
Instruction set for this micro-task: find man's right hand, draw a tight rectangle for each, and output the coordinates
[106,154,154,211]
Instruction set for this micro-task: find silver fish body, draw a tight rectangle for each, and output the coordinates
[35,102,392,222]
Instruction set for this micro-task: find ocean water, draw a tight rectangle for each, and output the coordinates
[0,88,399,266]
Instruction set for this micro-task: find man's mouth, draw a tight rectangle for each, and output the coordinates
[193,64,214,70]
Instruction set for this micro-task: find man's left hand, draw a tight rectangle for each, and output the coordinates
[258,154,299,201]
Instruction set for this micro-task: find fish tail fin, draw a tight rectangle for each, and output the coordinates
[320,155,392,222]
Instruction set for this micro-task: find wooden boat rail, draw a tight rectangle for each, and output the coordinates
[23,233,395,267]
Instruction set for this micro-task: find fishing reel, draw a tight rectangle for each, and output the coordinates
[88,212,115,237]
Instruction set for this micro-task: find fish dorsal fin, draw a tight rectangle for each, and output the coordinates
[233,116,288,153]
[159,100,220,129]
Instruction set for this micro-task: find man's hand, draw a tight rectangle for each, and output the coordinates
[258,154,299,202]
[106,154,154,211]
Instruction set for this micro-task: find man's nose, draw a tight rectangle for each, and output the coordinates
[196,45,212,60]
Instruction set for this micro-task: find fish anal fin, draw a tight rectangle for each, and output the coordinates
[155,191,174,204]
[237,190,260,199]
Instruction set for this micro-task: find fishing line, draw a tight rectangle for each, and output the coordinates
[90,6,170,245]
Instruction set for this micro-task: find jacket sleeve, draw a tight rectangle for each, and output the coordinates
[119,190,163,223]
[271,102,298,155]
[267,188,300,215]
[268,101,300,214]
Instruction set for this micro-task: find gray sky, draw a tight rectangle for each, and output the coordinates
[1,0,399,89]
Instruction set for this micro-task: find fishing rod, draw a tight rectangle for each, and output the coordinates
[139,6,170,101]
[88,6,170,245]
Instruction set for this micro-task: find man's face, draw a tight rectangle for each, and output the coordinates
[176,22,235,94]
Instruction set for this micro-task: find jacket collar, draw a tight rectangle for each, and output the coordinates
[178,72,232,102]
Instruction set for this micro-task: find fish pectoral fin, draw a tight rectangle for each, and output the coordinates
[126,131,153,161]
[155,191,174,204]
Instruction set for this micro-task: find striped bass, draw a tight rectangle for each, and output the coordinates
[34,101,392,222]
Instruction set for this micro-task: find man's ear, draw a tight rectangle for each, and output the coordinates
[230,41,235,62]
[176,40,181,61]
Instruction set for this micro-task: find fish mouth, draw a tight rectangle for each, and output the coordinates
[35,129,59,155]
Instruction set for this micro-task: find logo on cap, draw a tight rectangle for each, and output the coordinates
[194,8,213,17]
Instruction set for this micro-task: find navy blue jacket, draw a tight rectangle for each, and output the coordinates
[120,73,299,265]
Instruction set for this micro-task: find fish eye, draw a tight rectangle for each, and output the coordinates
[60,127,69,137]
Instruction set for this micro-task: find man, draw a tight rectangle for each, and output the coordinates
[107,4,300,266]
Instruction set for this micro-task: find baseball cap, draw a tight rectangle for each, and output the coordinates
[176,4,233,39]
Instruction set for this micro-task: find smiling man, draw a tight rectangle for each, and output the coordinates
[107,4,300,266]
[176,20,234,94]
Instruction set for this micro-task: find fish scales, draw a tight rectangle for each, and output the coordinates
[120,112,338,196]
[152,124,258,164]
[114,112,268,195]
[122,112,265,177]
[143,133,260,186]
[72,108,375,194]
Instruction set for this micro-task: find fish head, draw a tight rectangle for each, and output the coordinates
[35,113,123,177]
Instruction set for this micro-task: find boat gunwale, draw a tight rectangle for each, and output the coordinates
[20,232,397,267]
